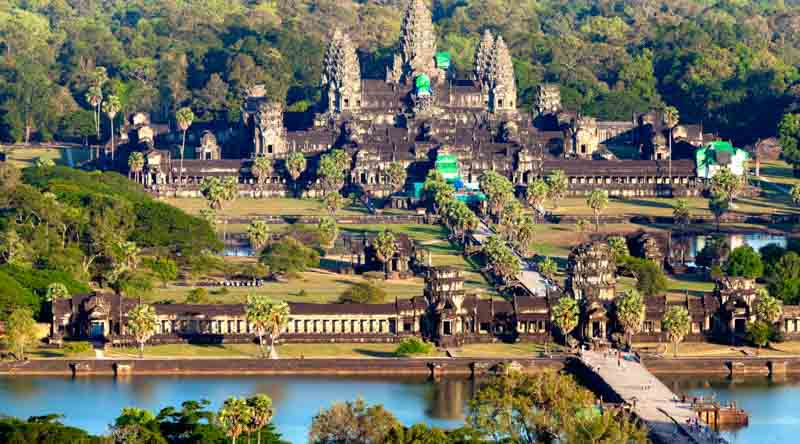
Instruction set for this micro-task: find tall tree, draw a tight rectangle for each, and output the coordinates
[45,282,70,302]
[310,399,399,444]
[126,303,159,358]
[385,162,407,194]
[550,297,579,344]
[4,307,38,360]
[662,306,691,358]
[478,170,514,221]
[246,294,272,358]
[373,230,397,276]
[175,107,195,186]
[615,289,646,347]
[662,106,679,178]
[247,394,274,444]
[546,170,568,209]
[672,198,691,231]
[128,151,145,182]
[251,156,274,190]
[317,217,338,249]
[754,290,783,325]
[709,194,729,232]
[586,189,609,232]
[264,302,290,359]
[102,95,121,161]
[219,397,253,444]
[247,220,271,251]
[200,177,238,210]
[526,179,549,222]
[285,152,307,197]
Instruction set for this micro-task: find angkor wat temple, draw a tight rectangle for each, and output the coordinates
[120,0,719,200]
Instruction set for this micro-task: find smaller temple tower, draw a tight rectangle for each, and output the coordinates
[254,101,287,157]
[487,36,517,114]
[321,29,362,116]
[566,242,617,301]
[534,84,562,116]
[474,30,495,92]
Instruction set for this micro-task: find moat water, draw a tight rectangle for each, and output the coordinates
[0,374,797,443]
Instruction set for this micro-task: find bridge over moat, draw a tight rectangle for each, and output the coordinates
[578,350,727,444]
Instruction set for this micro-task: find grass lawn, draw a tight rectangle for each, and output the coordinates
[107,343,446,359]
[633,341,800,358]
[165,197,414,218]
[2,146,92,169]
[341,224,448,243]
[759,160,799,188]
[148,268,426,304]
[453,342,564,358]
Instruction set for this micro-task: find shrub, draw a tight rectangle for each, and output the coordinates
[186,288,209,304]
[394,337,434,357]
[63,341,93,356]
[259,237,320,275]
[0,270,38,321]
[338,282,387,304]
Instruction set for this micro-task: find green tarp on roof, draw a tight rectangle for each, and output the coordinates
[435,52,451,69]
[435,153,459,181]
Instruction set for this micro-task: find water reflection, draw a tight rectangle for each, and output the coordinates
[670,233,787,265]
[0,375,472,443]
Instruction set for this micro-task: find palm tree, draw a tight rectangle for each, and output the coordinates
[247,220,271,251]
[127,304,159,358]
[219,397,253,444]
[791,184,800,207]
[85,85,103,158]
[615,289,646,348]
[663,106,679,180]
[175,107,195,186]
[251,156,273,190]
[662,306,691,357]
[128,152,145,182]
[373,230,397,276]
[264,302,290,359]
[385,161,407,194]
[103,95,121,161]
[672,198,690,231]
[246,294,271,358]
[526,179,549,223]
[551,297,579,345]
[546,170,568,209]
[586,189,609,232]
[247,395,274,444]
[200,176,238,210]
[286,152,307,197]
[516,216,537,257]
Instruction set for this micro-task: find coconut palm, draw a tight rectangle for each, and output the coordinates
[127,304,159,358]
[247,220,271,251]
[128,152,145,182]
[662,306,691,357]
[247,394,274,444]
[587,189,609,232]
[175,107,195,186]
[663,106,679,178]
[286,151,307,197]
[373,230,397,276]
[219,397,253,444]
[551,297,579,344]
[103,95,121,161]
[516,216,537,257]
[251,156,273,190]
[615,289,646,348]
[538,257,557,281]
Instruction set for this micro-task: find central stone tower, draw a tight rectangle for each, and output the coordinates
[388,0,442,84]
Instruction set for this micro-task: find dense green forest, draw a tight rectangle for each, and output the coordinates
[0,0,799,145]
[0,162,219,320]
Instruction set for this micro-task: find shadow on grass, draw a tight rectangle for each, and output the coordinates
[354,349,397,358]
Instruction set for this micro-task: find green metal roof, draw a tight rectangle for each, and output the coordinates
[435,153,459,180]
[415,74,431,91]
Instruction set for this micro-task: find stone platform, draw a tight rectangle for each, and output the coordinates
[579,350,726,444]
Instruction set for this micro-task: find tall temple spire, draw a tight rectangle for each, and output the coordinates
[321,28,361,114]
[474,29,494,89]
[487,35,517,113]
[392,0,438,83]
